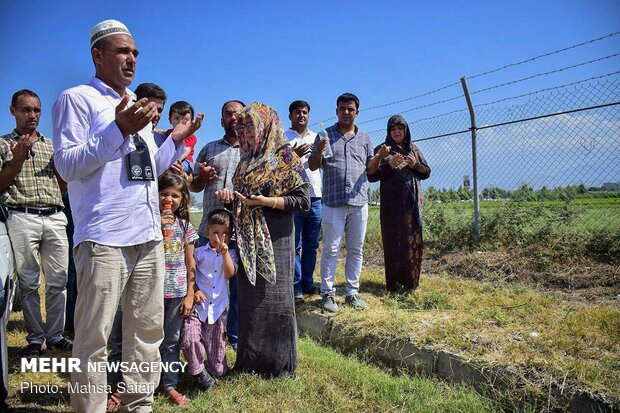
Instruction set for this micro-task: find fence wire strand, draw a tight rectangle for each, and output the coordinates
[363,74,620,263]
[313,30,620,127]
[470,53,620,95]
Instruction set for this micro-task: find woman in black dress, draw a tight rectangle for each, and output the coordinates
[216,102,309,377]
[368,115,431,291]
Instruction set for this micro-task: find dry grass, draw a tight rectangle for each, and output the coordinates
[423,249,620,302]
[303,264,620,404]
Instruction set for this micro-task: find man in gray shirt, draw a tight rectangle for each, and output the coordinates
[190,100,245,349]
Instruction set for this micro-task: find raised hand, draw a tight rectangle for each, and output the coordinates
[214,233,229,255]
[293,142,313,157]
[9,134,36,163]
[405,153,417,168]
[195,163,218,185]
[170,160,187,179]
[115,96,157,138]
[170,113,205,143]
[161,204,175,226]
[316,137,328,154]
[378,144,391,159]
[388,153,405,169]
[215,188,234,204]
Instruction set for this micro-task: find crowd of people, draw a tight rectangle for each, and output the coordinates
[0,19,430,412]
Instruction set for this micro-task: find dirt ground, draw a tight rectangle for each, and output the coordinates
[419,249,620,304]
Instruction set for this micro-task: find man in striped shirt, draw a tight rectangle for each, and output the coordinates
[0,89,71,357]
[191,100,244,351]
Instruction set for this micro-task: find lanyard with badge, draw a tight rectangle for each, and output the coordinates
[106,93,155,181]
[126,133,154,181]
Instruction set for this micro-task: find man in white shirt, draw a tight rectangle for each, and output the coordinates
[285,100,322,303]
[52,20,203,413]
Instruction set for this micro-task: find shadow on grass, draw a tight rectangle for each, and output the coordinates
[13,386,70,410]
[8,350,75,411]
[7,318,27,333]
[7,348,73,372]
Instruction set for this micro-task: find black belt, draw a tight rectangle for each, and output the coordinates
[7,206,63,216]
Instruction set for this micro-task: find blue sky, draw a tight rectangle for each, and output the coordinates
[1,0,619,191]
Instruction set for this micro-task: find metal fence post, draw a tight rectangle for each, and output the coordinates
[460,76,480,242]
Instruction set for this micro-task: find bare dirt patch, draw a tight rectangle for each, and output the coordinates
[420,249,620,303]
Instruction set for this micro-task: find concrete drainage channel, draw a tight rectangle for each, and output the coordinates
[296,309,617,413]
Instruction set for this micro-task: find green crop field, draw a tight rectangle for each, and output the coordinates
[192,195,620,266]
[366,198,620,263]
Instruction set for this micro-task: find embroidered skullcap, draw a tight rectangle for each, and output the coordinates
[89,19,132,48]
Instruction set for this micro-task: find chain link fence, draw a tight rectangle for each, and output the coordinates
[360,72,620,264]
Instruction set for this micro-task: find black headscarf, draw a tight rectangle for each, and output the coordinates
[383,114,431,227]
[386,114,412,156]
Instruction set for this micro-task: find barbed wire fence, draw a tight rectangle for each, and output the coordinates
[320,31,620,263]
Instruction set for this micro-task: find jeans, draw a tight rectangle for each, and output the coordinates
[197,235,238,349]
[293,198,322,295]
[319,204,368,296]
[160,297,185,391]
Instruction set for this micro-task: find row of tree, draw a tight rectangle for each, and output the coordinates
[422,183,607,203]
[196,183,617,208]
[367,183,616,204]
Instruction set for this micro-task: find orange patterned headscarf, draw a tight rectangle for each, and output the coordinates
[233,102,308,285]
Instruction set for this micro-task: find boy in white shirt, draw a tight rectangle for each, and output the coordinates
[181,209,238,388]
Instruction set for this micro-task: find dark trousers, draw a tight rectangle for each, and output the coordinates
[293,198,322,294]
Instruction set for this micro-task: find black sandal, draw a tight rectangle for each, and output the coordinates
[47,337,73,351]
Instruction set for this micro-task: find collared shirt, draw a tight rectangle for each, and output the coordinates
[194,243,238,324]
[52,76,185,247]
[285,128,322,198]
[193,137,240,235]
[311,124,374,207]
[0,130,63,208]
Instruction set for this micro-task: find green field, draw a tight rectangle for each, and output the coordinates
[193,196,620,266]
[365,197,620,264]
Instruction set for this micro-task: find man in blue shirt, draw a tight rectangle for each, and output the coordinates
[309,93,386,313]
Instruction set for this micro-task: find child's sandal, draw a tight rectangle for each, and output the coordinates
[167,390,191,406]
[106,392,121,413]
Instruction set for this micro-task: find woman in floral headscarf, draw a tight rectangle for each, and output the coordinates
[216,102,309,377]
[368,114,431,291]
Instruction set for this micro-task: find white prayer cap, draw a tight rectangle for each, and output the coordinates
[89,19,132,48]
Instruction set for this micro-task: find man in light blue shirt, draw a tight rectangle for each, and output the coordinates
[309,93,384,313]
